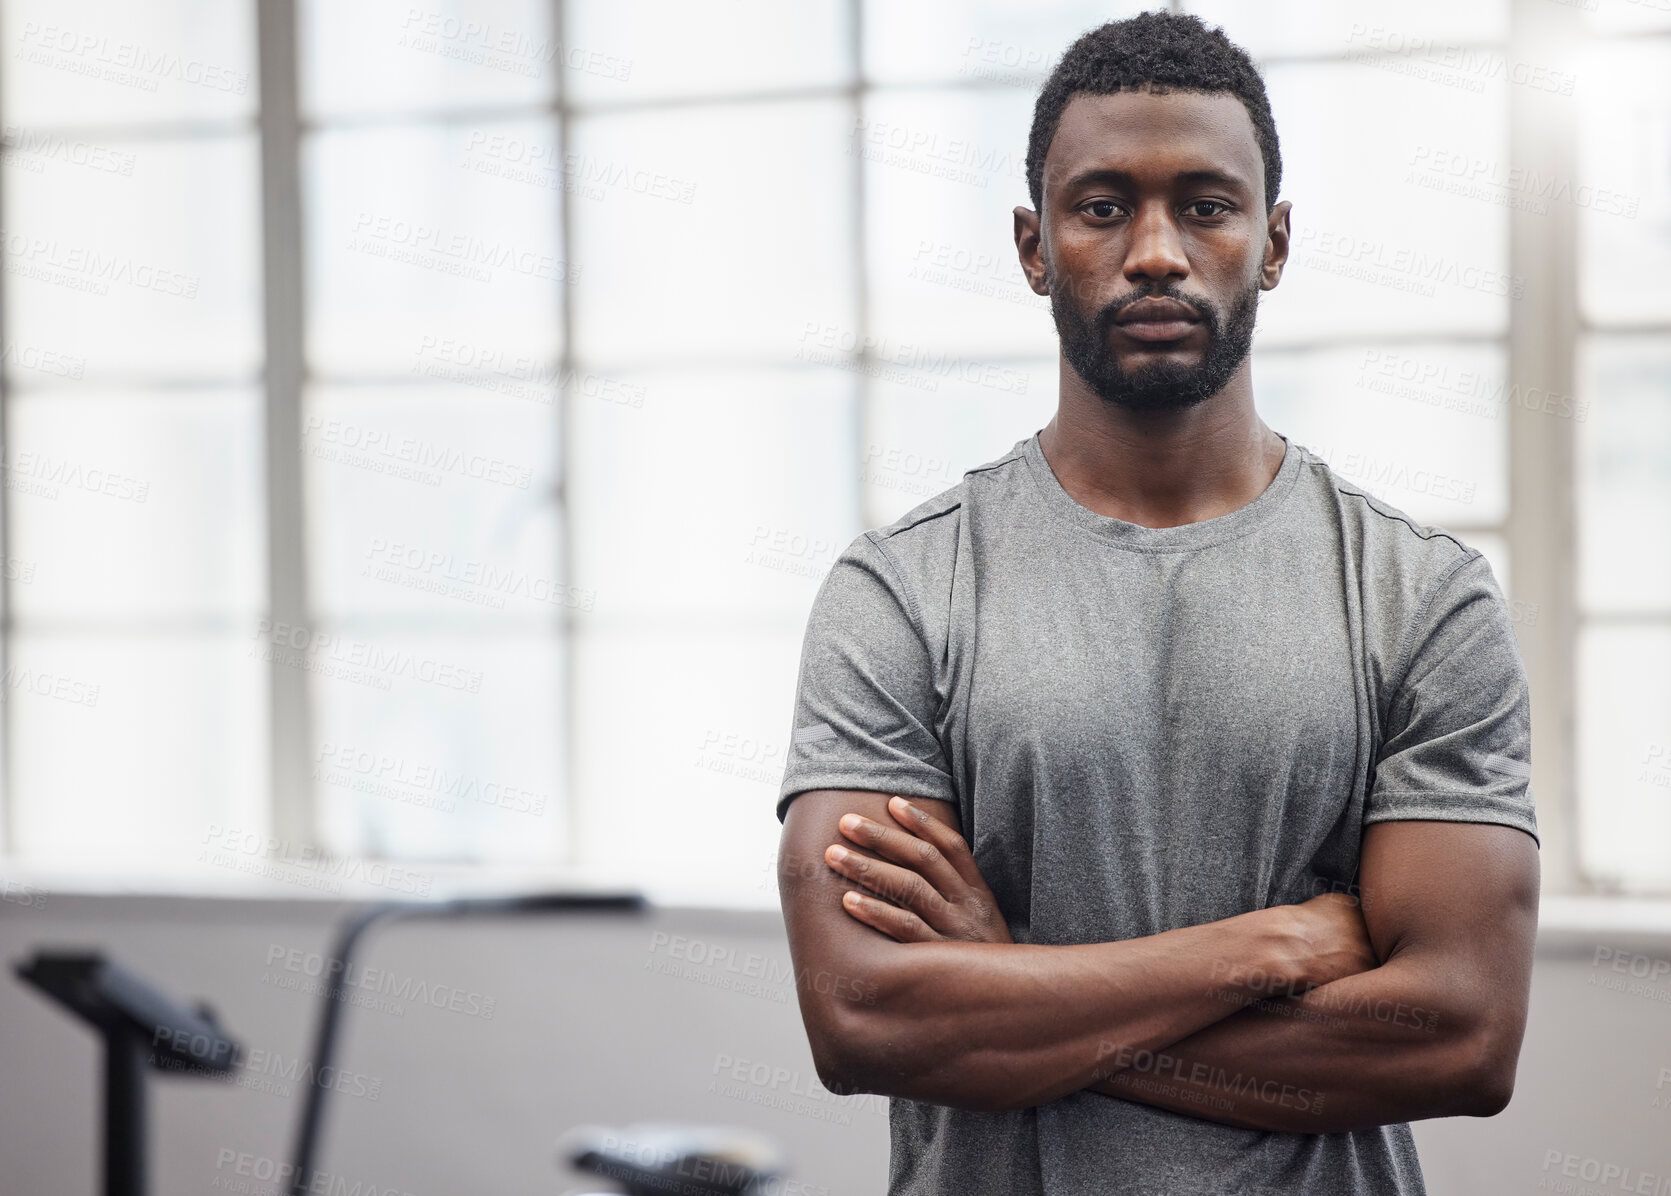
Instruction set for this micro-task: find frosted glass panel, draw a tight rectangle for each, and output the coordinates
[570,101,853,367]
[303,384,562,620]
[311,631,564,864]
[1185,0,1508,60]
[570,369,857,621]
[301,0,555,118]
[1254,342,1508,527]
[863,88,1055,359]
[306,121,565,377]
[567,0,848,104]
[12,633,266,865]
[1577,41,1671,328]
[1260,61,1510,344]
[2,134,261,380]
[1,0,254,127]
[864,360,1056,525]
[863,0,1150,86]
[1578,626,1671,891]
[575,624,801,908]
[1577,337,1671,615]
[9,390,263,620]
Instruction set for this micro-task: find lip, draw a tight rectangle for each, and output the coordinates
[1112,298,1202,344]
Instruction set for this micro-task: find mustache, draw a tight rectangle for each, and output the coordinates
[1093,287,1213,336]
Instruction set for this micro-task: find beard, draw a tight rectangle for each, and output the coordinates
[1047,266,1262,413]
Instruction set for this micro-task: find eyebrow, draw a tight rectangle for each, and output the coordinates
[1063,167,1252,194]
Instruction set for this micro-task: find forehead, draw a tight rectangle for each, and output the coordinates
[1044,88,1264,199]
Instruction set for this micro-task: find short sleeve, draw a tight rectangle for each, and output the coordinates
[775,532,956,823]
[1366,551,1539,844]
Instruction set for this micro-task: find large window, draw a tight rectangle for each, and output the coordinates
[0,0,1665,903]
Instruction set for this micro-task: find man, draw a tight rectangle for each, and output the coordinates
[775,12,1539,1196]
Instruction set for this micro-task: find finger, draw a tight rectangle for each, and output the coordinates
[825,843,951,924]
[839,889,939,943]
[884,797,989,891]
[838,812,968,902]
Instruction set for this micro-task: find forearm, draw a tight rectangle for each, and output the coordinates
[1083,948,1506,1132]
[815,908,1314,1112]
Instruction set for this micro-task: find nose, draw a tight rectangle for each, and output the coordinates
[1122,201,1189,285]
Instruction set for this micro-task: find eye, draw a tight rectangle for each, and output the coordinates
[1186,200,1230,218]
[1083,199,1121,220]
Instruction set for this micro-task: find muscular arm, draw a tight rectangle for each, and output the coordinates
[778,787,1370,1113]
[1084,820,1540,1132]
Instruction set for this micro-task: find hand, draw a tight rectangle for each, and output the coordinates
[825,796,1012,944]
[1287,892,1378,989]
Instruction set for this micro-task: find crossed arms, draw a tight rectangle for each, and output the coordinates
[777,788,1539,1132]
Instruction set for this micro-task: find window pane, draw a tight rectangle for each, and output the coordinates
[304,384,561,620]
[12,632,266,865]
[1183,0,1507,60]
[1577,40,1671,328]
[1577,335,1671,615]
[1254,342,1509,527]
[566,0,848,104]
[1,0,255,127]
[2,133,261,380]
[570,368,857,621]
[574,624,800,907]
[864,87,1054,359]
[1260,61,1510,344]
[301,0,556,119]
[311,630,564,864]
[571,100,854,367]
[862,0,1149,87]
[306,121,565,378]
[864,360,1056,526]
[9,389,263,620]
[1578,624,1671,892]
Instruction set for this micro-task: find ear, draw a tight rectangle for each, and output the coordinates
[1261,200,1292,290]
[1014,206,1048,296]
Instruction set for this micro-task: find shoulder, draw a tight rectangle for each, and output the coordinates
[1290,439,1489,598]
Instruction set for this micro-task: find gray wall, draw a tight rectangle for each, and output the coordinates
[1,895,1667,1195]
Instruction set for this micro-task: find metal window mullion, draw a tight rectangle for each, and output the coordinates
[1507,0,1583,893]
[257,0,315,849]
[553,0,579,867]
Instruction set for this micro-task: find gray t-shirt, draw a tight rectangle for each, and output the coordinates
[775,428,1538,1196]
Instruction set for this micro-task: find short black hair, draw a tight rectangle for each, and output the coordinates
[1025,12,1282,214]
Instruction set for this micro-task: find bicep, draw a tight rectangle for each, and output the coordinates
[1359,820,1539,1005]
[778,789,960,1034]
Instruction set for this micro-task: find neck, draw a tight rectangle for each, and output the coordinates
[1037,359,1284,530]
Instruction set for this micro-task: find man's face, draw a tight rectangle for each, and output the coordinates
[1020,88,1289,412]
